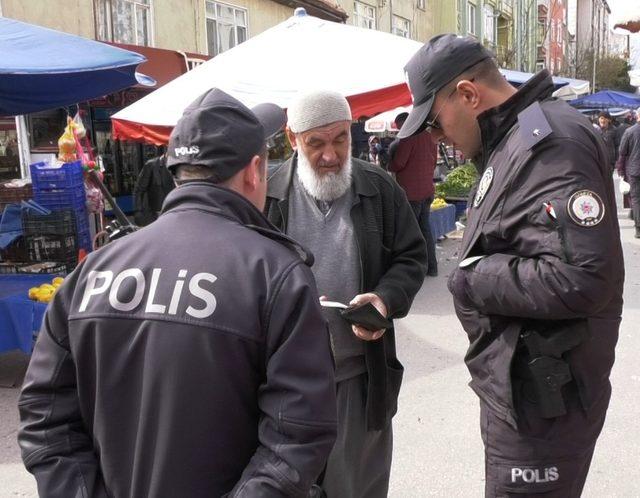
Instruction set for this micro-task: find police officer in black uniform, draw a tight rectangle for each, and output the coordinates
[399,35,624,497]
[18,89,338,498]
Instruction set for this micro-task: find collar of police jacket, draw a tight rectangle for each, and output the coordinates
[474,69,555,169]
[161,181,314,266]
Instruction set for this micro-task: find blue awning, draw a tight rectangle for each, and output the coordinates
[569,90,640,110]
[0,17,155,116]
[499,69,569,89]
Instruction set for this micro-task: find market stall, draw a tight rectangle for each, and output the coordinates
[568,90,640,110]
[0,18,153,354]
[0,17,154,116]
[430,202,457,240]
[112,8,423,144]
[0,274,52,354]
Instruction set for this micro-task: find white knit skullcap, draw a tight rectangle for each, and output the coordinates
[287,90,352,133]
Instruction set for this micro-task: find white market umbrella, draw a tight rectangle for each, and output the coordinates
[613,4,640,33]
[364,106,412,133]
[112,8,423,144]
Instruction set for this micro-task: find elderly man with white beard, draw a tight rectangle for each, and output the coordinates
[264,90,427,498]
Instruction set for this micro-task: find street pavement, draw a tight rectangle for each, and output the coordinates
[1,201,639,497]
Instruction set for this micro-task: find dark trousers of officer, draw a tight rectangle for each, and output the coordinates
[481,379,610,498]
[321,373,393,498]
[629,175,640,231]
[409,198,437,275]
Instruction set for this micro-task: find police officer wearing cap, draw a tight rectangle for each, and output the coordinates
[18,89,338,498]
[399,34,624,497]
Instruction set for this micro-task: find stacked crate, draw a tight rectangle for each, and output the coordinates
[0,183,32,272]
[30,161,91,253]
[0,182,32,214]
[21,209,79,274]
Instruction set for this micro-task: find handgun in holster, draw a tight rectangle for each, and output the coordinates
[520,326,587,419]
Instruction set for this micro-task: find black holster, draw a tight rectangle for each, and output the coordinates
[519,323,588,419]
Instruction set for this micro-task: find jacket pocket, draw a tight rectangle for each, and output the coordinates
[466,319,522,428]
[565,317,618,413]
[385,357,404,422]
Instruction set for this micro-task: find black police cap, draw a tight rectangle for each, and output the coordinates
[398,34,494,138]
[167,88,286,180]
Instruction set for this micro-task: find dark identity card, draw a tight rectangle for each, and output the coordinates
[320,300,392,331]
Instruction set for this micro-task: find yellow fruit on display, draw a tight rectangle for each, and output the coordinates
[35,288,54,303]
[28,278,64,302]
[431,198,448,210]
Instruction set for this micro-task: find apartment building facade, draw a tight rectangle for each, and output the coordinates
[536,0,566,74]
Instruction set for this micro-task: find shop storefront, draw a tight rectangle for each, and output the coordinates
[11,43,209,214]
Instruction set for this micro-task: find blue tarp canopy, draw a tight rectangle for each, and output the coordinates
[0,17,154,116]
[569,90,640,110]
[499,69,570,89]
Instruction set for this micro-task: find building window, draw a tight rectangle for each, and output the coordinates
[28,109,68,151]
[95,0,153,46]
[537,20,544,46]
[0,118,20,181]
[206,1,247,56]
[392,15,411,38]
[353,1,376,30]
[483,5,495,44]
[467,2,476,36]
[535,62,545,72]
[417,0,425,10]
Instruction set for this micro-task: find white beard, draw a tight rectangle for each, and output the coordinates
[296,149,352,202]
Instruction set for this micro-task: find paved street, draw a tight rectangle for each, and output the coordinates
[1,201,639,497]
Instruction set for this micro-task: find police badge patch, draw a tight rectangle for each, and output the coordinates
[474,167,494,207]
[567,190,605,227]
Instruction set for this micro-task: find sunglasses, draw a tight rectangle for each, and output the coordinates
[424,78,474,134]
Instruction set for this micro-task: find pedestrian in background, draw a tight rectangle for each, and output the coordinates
[598,111,618,172]
[389,112,438,276]
[133,146,175,226]
[617,109,640,238]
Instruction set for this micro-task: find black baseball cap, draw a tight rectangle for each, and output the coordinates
[398,34,494,138]
[167,88,286,180]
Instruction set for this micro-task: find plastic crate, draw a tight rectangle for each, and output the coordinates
[33,186,87,212]
[30,161,84,191]
[0,182,32,213]
[0,237,29,262]
[22,209,76,236]
[17,262,68,275]
[0,262,26,274]
[25,233,77,264]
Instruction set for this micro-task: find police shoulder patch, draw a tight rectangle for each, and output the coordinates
[473,166,494,207]
[567,190,605,227]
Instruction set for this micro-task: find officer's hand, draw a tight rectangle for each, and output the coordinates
[349,293,387,341]
[447,268,474,309]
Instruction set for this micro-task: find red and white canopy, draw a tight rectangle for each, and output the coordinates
[364,106,412,133]
[111,9,422,144]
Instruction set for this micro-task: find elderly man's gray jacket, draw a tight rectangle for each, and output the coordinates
[265,156,427,431]
[18,182,337,498]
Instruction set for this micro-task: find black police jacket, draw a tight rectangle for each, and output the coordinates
[18,182,337,498]
[265,155,427,431]
[450,71,624,428]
